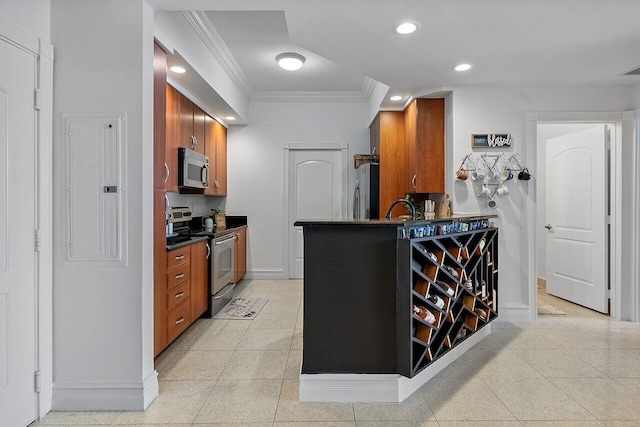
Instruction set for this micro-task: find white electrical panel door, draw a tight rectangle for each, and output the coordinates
[63,114,127,265]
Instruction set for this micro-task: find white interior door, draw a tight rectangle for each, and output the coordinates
[545,125,608,313]
[288,149,345,278]
[0,40,38,425]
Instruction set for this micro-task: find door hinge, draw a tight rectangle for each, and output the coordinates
[34,89,41,110]
[34,229,41,252]
[34,370,41,393]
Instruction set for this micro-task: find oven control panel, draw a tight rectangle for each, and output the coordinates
[169,207,192,223]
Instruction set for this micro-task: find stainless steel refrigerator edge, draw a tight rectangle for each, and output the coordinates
[352,163,380,220]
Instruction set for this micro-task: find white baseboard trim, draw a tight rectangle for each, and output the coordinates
[52,370,158,411]
[245,269,284,280]
[499,304,532,322]
[299,325,491,403]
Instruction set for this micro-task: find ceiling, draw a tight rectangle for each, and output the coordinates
[151,0,640,110]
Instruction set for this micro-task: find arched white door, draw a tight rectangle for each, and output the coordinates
[286,146,347,278]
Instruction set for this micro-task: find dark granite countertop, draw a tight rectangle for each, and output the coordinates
[294,213,497,227]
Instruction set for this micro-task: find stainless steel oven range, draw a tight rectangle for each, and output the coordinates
[211,232,236,314]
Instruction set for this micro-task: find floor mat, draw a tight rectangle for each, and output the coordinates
[538,301,566,315]
[213,297,268,320]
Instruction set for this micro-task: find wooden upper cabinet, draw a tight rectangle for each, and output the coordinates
[404,98,445,194]
[153,43,167,189]
[204,115,228,196]
[369,114,380,160]
[179,91,194,150]
[192,106,206,155]
[165,84,181,192]
[376,111,406,219]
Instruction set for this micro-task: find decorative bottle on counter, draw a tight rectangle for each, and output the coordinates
[412,305,436,325]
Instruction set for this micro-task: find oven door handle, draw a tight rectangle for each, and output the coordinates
[214,235,237,245]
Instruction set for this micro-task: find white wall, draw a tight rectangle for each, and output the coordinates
[0,0,50,42]
[225,100,370,278]
[448,85,632,320]
[51,0,157,410]
[632,83,640,109]
[535,123,602,280]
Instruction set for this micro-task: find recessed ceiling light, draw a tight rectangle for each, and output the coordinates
[169,65,187,74]
[276,53,306,71]
[395,21,419,35]
[225,116,236,121]
[454,63,472,72]
[389,95,403,101]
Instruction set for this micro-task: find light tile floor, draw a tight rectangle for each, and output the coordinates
[34,280,640,426]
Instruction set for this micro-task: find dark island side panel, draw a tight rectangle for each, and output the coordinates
[301,225,399,374]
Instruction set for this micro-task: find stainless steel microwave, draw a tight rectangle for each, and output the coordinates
[178,147,209,189]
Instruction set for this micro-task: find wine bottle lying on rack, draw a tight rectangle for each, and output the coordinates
[412,305,436,325]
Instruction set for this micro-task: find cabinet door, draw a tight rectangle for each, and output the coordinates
[405,98,445,194]
[165,84,181,192]
[234,228,247,283]
[190,240,209,320]
[204,116,227,196]
[379,111,406,219]
[213,120,227,195]
[179,91,194,150]
[193,106,206,155]
[153,188,167,356]
[153,43,167,189]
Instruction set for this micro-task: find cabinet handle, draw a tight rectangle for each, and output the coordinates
[175,255,185,260]
[214,179,220,189]
[164,162,169,184]
[371,146,376,156]
[175,317,185,325]
[175,292,184,298]
[237,232,241,241]
[175,273,185,279]
[191,135,196,150]
[411,174,417,190]
[206,242,210,259]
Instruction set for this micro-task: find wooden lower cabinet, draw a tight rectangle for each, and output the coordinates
[234,227,247,283]
[190,240,209,320]
[153,189,167,357]
[156,240,209,356]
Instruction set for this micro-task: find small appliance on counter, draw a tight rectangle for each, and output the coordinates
[166,207,195,247]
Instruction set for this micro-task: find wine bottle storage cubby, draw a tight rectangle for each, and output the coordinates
[399,227,498,378]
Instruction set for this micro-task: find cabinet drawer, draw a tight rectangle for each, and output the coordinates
[167,265,190,291]
[167,280,191,311]
[167,247,190,270]
[166,298,191,344]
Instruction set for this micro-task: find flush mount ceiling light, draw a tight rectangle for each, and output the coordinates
[225,116,236,121]
[276,53,306,71]
[395,21,420,35]
[454,63,472,72]
[389,95,403,101]
[169,65,187,74]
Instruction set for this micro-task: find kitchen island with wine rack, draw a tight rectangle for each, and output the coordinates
[294,214,498,403]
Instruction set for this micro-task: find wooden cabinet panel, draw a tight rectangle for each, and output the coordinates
[153,188,167,356]
[153,43,167,189]
[167,280,190,312]
[234,228,247,283]
[166,298,191,344]
[404,98,445,194]
[165,84,180,192]
[190,240,209,320]
[376,111,406,219]
[167,246,190,270]
[204,115,228,196]
[167,263,191,291]
[179,91,194,150]
[193,106,206,155]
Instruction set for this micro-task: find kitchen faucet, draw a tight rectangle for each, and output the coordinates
[385,199,416,220]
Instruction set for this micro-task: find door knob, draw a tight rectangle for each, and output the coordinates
[545,224,553,230]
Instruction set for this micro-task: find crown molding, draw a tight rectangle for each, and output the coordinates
[251,91,369,102]
[181,10,254,99]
